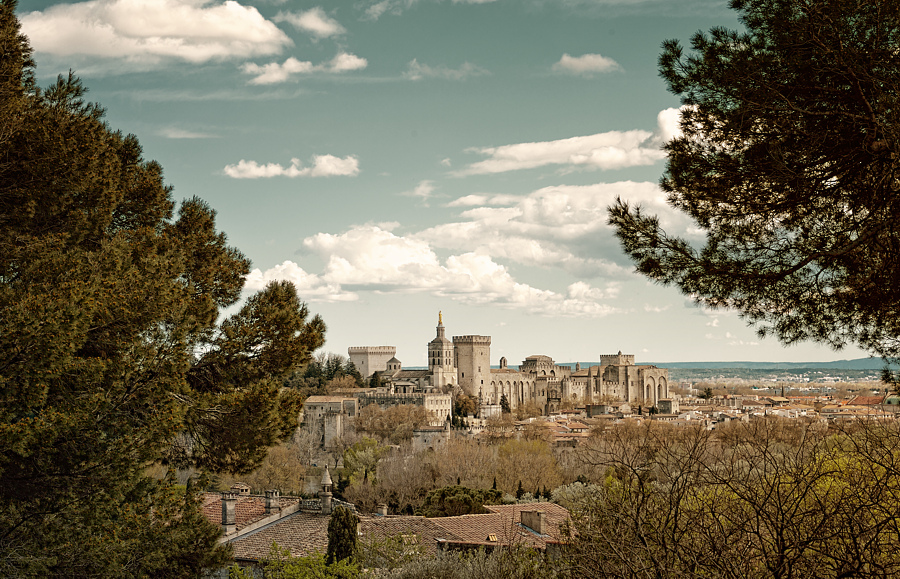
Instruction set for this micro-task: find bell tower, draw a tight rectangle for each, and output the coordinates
[428,311,456,388]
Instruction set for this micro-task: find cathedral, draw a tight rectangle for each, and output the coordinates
[349,313,670,415]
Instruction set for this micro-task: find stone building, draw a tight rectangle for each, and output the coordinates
[349,313,669,417]
[300,396,357,448]
[348,346,396,379]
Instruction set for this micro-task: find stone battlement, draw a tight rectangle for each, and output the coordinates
[453,335,491,344]
[600,353,634,366]
[348,346,396,354]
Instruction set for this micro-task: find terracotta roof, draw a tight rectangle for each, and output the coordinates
[485,502,571,538]
[359,516,465,556]
[430,502,570,550]
[200,493,300,532]
[224,501,572,562]
[229,511,330,561]
[848,395,887,406]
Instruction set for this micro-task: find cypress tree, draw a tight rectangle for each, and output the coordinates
[327,506,359,564]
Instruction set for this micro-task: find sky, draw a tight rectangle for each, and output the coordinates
[18,0,872,366]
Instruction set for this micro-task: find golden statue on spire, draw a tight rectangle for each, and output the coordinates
[439,310,443,325]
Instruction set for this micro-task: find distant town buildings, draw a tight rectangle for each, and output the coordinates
[300,313,671,450]
[349,313,670,416]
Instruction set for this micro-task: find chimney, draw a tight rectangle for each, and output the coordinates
[521,510,545,535]
[265,490,281,515]
[221,492,238,535]
[319,465,333,515]
[377,504,388,516]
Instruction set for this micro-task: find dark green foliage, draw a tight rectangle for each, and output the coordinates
[230,542,358,579]
[0,3,325,576]
[609,0,900,372]
[418,485,503,517]
[327,506,359,565]
[516,481,525,500]
[454,393,477,417]
[284,352,363,396]
[500,394,511,414]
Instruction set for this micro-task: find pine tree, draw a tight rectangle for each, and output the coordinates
[610,0,900,373]
[0,2,325,575]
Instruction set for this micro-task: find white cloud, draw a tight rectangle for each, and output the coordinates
[644,304,670,313]
[421,180,698,278]
[241,52,367,84]
[445,193,524,208]
[404,59,489,81]
[250,225,619,317]
[403,180,438,204]
[158,127,217,139]
[363,0,399,20]
[552,53,621,76]
[245,261,357,302]
[241,57,314,84]
[704,329,759,346]
[456,109,679,175]
[655,106,686,144]
[20,0,290,66]
[223,154,360,178]
[362,0,495,20]
[328,52,368,72]
[273,8,345,39]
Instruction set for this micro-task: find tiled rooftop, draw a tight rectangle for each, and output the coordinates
[229,511,330,561]
[200,492,300,532]
[359,516,465,556]
[220,501,571,562]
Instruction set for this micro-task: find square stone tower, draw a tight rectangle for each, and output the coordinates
[453,335,491,398]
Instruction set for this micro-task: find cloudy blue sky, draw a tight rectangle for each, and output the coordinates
[19,0,870,365]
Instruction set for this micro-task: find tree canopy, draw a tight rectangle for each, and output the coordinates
[609,0,900,368]
[417,485,503,518]
[0,1,324,575]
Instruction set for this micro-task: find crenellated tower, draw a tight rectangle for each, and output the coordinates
[453,334,491,397]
